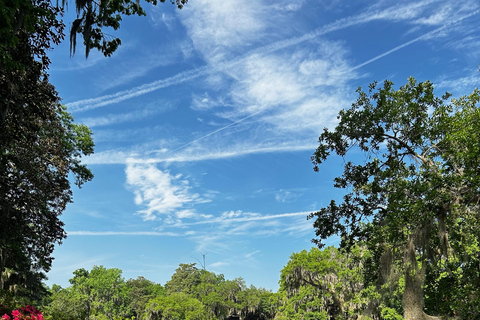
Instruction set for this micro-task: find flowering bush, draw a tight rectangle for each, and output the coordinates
[1,305,44,320]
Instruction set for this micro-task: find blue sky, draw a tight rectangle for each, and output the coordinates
[46,0,480,291]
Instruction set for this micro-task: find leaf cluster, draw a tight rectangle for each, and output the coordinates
[69,0,188,57]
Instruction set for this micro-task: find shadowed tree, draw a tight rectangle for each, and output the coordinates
[1,0,186,299]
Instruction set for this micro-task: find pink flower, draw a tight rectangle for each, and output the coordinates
[2,314,10,320]
[11,310,21,319]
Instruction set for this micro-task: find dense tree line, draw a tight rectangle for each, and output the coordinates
[38,264,278,320]
[2,236,477,320]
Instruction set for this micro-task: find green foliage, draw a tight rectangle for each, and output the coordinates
[1,0,92,299]
[161,264,277,320]
[42,264,278,320]
[67,0,188,57]
[165,264,202,296]
[380,307,403,320]
[0,102,94,298]
[310,77,480,319]
[125,276,166,320]
[144,292,208,320]
[0,0,64,69]
[43,266,136,320]
[0,0,185,306]
[278,246,371,319]
[43,285,89,320]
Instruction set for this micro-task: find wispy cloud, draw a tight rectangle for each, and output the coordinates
[245,250,261,259]
[186,210,315,254]
[436,73,480,94]
[354,8,480,70]
[181,0,268,62]
[275,189,300,203]
[66,1,466,112]
[68,210,313,236]
[84,139,318,165]
[125,161,210,221]
[210,261,230,268]
[68,0,480,189]
[67,65,210,112]
[79,101,174,128]
[67,231,182,236]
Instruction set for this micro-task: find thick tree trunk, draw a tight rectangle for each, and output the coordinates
[403,238,441,320]
[403,262,425,320]
[0,247,5,290]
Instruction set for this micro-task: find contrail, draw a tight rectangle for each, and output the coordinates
[68,65,211,112]
[67,1,441,112]
[353,9,480,71]
[67,211,315,236]
[166,107,267,154]
[156,9,480,155]
[67,231,181,236]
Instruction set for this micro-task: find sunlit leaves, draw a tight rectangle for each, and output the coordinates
[310,77,480,319]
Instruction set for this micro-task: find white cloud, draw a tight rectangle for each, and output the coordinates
[67,231,181,236]
[149,11,176,30]
[83,139,318,165]
[275,189,300,203]
[210,261,230,268]
[231,55,308,108]
[67,1,473,112]
[436,73,480,95]
[412,1,478,26]
[190,92,231,111]
[181,0,267,62]
[245,250,260,259]
[72,0,480,170]
[79,101,174,128]
[185,210,315,255]
[125,161,205,221]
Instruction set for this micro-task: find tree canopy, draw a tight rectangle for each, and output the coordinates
[41,264,278,320]
[309,77,480,320]
[1,0,187,300]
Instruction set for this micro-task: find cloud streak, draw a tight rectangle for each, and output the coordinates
[67,231,182,236]
[352,8,480,71]
[66,1,464,113]
[66,210,314,242]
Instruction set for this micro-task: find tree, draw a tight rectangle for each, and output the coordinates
[69,0,188,57]
[236,286,276,320]
[44,266,131,320]
[71,266,129,320]
[309,77,480,320]
[278,246,368,320]
[125,276,166,320]
[165,263,201,296]
[144,292,208,320]
[1,0,93,299]
[1,0,188,62]
[43,284,90,320]
[0,103,94,296]
[1,0,186,299]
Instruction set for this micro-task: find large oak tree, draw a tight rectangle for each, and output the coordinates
[310,78,480,320]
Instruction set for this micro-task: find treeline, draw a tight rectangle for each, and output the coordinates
[2,241,480,319]
[41,263,277,320]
